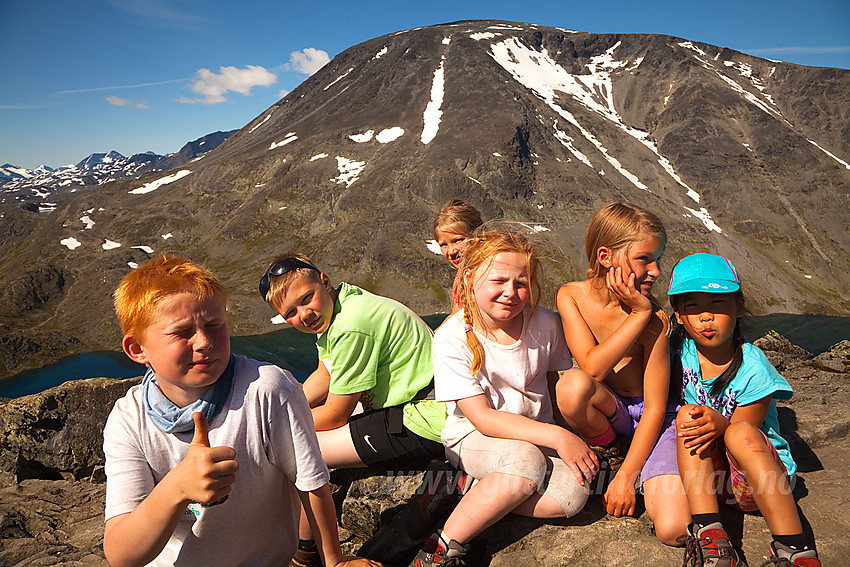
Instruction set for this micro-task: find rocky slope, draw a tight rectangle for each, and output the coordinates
[0,334,847,565]
[1,20,848,379]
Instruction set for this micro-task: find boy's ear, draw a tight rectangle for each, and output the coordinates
[320,273,332,291]
[597,246,613,269]
[673,310,684,324]
[122,335,148,365]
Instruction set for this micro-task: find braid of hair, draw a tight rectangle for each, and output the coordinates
[669,319,687,404]
[459,268,486,376]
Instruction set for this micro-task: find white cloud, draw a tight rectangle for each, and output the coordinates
[288,48,330,75]
[179,65,277,104]
[278,88,290,98]
[106,96,148,109]
[110,0,209,28]
[747,45,850,55]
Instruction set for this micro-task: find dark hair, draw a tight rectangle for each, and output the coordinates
[669,292,746,401]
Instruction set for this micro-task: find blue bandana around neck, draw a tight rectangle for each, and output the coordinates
[142,354,237,434]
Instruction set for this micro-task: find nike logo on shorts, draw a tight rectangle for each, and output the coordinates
[364,434,378,453]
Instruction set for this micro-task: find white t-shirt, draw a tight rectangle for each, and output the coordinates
[433,307,573,449]
[103,355,330,566]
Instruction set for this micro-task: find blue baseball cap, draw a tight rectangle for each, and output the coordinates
[668,253,740,296]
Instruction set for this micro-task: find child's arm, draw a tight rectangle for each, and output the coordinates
[603,311,670,516]
[302,360,362,430]
[302,361,331,407]
[311,391,361,431]
[679,397,771,455]
[458,394,598,485]
[103,413,238,567]
[299,484,381,567]
[556,271,653,382]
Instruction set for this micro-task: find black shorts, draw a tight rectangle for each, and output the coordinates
[348,405,445,467]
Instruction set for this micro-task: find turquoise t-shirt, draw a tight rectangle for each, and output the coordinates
[315,282,446,442]
[679,337,796,477]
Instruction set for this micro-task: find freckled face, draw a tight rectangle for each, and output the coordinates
[129,292,230,407]
[615,235,664,295]
[470,252,530,331]
[674,292,744,355]
[435,228,470,268]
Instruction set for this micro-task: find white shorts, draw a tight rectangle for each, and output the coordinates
[447,429,589,517]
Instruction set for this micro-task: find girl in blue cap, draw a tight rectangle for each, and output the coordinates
[669,253,820,567]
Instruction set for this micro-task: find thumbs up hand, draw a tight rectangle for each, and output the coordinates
[173,412,238,506]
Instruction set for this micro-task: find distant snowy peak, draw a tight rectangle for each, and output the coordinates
[76,150,126,169]
[1,130,236,198]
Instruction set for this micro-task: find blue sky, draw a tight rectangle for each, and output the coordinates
[1,0,848,170]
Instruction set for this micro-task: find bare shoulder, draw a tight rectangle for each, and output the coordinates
[556,280,590,303]
[643,308,670,339]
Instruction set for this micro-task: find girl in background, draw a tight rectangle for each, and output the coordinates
[433,200,483,313]
[556,202,689,545]
[669,253,820,567]
[412,228,596,566]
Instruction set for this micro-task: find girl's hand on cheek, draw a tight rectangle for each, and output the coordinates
[606,267,651,314]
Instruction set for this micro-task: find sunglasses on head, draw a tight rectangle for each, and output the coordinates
[259,258,320,301]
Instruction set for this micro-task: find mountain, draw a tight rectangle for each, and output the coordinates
[0,20,848,378]
[0,164,53,183]
[0,130,236,200]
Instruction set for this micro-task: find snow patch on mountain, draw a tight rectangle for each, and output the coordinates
[421,57,446,144]
[248,114,272,134]
[333,157,366,187]
[349,130,374,143]
[129,170,192,195]
[376,127,404,143]
[270,133,298,150]
[60,237,81,250]
[325,68,354,91]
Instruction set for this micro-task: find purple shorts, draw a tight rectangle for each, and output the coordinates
[609,392,680,490]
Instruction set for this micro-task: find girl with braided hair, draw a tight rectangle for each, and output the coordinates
[411,228,597,567]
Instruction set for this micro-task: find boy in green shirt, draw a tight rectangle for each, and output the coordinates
[260,254,448,565]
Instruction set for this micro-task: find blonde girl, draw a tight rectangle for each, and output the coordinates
[412,228,597,566]
[556,202,690,545]
[670,253,819,567]
[433,199,483,312]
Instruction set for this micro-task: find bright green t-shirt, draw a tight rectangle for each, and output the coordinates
[315,282,446,442]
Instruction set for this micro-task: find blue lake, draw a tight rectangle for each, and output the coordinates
[1,313,846,399]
